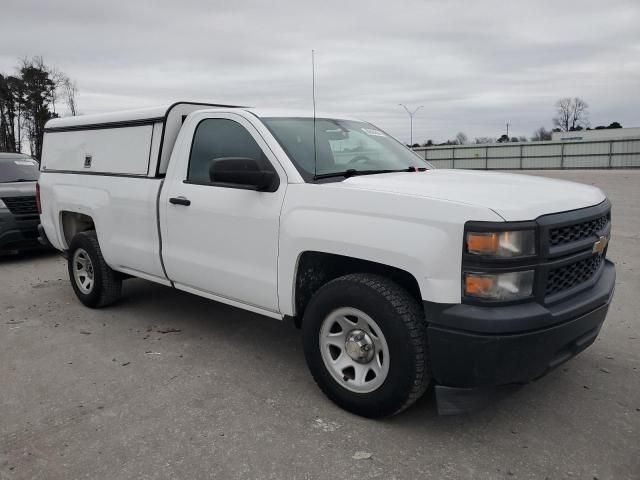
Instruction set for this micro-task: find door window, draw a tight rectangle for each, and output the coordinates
[187,118,273,184]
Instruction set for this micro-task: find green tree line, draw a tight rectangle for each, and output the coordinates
[0,56,78,160]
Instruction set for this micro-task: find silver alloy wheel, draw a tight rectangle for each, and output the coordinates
[72,248,95,294]
[319,307,390,393]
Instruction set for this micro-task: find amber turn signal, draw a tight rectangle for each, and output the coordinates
[464,271,535,300]
[466,233,499,255]
[465,275,495,296]
[466,230,535,257]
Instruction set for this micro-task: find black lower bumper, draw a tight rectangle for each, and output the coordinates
[425,260,615,414]
[0,212,41,251]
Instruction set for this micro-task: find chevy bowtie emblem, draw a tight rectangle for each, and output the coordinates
[592,235,609,254]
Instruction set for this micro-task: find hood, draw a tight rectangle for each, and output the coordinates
[333,169,606,221]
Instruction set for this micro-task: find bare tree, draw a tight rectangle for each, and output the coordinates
[1,57,77,156]
[532,126,552,141]
[569,97,589,130]
[36,63,79,117]
[61,76,78,116]
[553,98,571,131]
[553,97,589,131]
[48,67,64,115]
[455,132,468,145]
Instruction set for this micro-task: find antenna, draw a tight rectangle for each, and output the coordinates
[312,49,317,180]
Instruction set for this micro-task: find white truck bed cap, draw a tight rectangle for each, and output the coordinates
[42,101,242,176]
[45,101,241,131]
[45,105,169,130]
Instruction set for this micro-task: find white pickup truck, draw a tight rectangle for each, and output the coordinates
[38,101,615,416]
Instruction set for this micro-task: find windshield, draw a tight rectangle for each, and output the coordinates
[262,118,431,181]
[0,157,39,183]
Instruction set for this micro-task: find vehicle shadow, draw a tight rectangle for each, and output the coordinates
[115,277,304,362]
[0,248,60,265]
[113,278,544,428]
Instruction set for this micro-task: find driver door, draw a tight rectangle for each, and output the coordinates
[160,113,287,314]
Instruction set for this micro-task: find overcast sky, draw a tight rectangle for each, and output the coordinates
[2,0,639,143]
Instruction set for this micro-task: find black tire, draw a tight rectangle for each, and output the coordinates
[302,273,430,418]
[67,231,122,308]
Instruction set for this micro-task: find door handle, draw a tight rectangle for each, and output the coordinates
[169,196,191,206]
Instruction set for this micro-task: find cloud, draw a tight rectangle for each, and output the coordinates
[1,0,639,142]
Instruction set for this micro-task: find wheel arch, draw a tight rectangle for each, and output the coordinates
[60,211,96,249]
[290,251,423,328]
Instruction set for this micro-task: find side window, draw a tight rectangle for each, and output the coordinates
[187,118,273,183]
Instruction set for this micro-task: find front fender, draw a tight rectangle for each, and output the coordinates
[277,184,501,315]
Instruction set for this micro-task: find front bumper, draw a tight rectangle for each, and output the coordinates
[0,211,41,251]
[425,260,615,414]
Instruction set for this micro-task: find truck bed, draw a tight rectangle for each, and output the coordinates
[38,172,168,283]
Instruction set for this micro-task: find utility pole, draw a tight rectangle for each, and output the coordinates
[506,122,510,138]
[399,104,424,146]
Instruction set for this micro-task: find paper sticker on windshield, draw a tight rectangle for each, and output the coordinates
[14,160,35,166]
[361,128,385,137]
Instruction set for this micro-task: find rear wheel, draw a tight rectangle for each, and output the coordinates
[302,273,431,418]
[68,231,122,308]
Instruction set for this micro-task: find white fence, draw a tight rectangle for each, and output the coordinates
[413,138,640,169]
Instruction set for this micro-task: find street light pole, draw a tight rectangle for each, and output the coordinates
[399,104,424,146]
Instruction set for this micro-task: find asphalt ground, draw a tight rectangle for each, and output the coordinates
[1,169,638,479]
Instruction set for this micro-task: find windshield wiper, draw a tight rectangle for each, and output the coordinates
[314,166,425,181]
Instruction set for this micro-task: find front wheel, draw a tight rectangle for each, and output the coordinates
[68,231,122,308]
[302,273,431,418]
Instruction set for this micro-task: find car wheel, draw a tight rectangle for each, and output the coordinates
[68,231,122,308]
[302,273,431,418]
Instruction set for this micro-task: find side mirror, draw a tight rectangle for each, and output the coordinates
[209,157,277,191]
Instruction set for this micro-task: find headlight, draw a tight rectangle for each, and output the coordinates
[466,230,535,257]
[464,270,534,301]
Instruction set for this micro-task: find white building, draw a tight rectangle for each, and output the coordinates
[552,127,640,142]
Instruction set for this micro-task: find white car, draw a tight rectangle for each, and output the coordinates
[37,102,615,416]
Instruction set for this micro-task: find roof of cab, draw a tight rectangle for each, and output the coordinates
[245,108,363,122]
